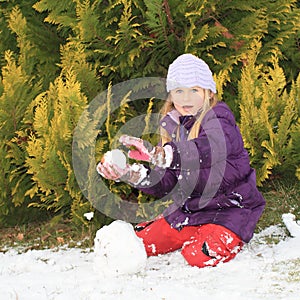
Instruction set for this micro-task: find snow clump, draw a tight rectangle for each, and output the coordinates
[103,149,127,169]
[94,220,147,276]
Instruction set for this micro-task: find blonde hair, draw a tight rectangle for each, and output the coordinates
[160,89,218,145]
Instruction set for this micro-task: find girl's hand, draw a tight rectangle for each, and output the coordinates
[119,135,173,168]
[96,159,128,181]
[96,151,148,185]
[119,135,152,162]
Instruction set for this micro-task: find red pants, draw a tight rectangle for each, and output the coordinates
[135,217,243,268]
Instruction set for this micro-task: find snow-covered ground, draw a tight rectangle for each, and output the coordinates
[1,214,300,300]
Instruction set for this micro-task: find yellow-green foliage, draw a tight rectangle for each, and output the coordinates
[7,5,60,88]
[239,41,299,185]
[0,51,41,224]
[26,69,87,212]
[59,41,101,100]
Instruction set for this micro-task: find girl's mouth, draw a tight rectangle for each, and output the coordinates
[182,105,193,110]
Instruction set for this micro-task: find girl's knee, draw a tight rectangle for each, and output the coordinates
[182,241,242,268]
[135,217,183,256]
[135,218,199,257]
[181,224,244,268]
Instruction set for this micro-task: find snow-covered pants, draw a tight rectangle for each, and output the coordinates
[135,217,243,268]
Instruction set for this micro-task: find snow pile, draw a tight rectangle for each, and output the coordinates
[93,220,147,276]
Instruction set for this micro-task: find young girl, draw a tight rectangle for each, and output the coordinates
[97,53,266,268]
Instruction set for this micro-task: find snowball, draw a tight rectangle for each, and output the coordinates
[103,149,127,169]
[93,220,147,276]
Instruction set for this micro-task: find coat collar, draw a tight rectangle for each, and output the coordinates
[160,109,199,138]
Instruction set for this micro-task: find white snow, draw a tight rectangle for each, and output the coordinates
[129,163,148,184]
[282,213,300,238]
[93,220,147,276]
[103,149,127,169]
[1,214,300,300]
[83,212,94,221]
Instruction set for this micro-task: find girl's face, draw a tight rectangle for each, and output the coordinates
[170,86,205,116]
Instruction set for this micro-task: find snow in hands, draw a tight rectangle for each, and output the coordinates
[102,149,127,169]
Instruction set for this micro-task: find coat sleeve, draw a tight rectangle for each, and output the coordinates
[134,166,179,198]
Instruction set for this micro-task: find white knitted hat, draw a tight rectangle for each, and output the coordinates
[166,53,217,93]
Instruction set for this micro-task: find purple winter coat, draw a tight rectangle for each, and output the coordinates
[136,101,265,243]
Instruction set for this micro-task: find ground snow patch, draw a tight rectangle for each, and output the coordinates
[1,215,300,299]
[93,220,147,276]
[282,213,300,238]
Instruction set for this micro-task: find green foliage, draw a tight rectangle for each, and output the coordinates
[257,177,300,232]
[0,51,42,226]
[239,41,300,185]
[59,40,101,99]
[33,0,77,34]
[30,0,300,91]
[0,0,299,227]
[3,2,61,88]
[291,118,300,180]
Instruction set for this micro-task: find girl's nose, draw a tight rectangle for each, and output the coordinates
[182,91,189,102]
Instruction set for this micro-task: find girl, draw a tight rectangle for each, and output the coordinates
[97,53,266,268]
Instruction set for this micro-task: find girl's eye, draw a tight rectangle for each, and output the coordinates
[191,88,199,93]
[175,89,183,94]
